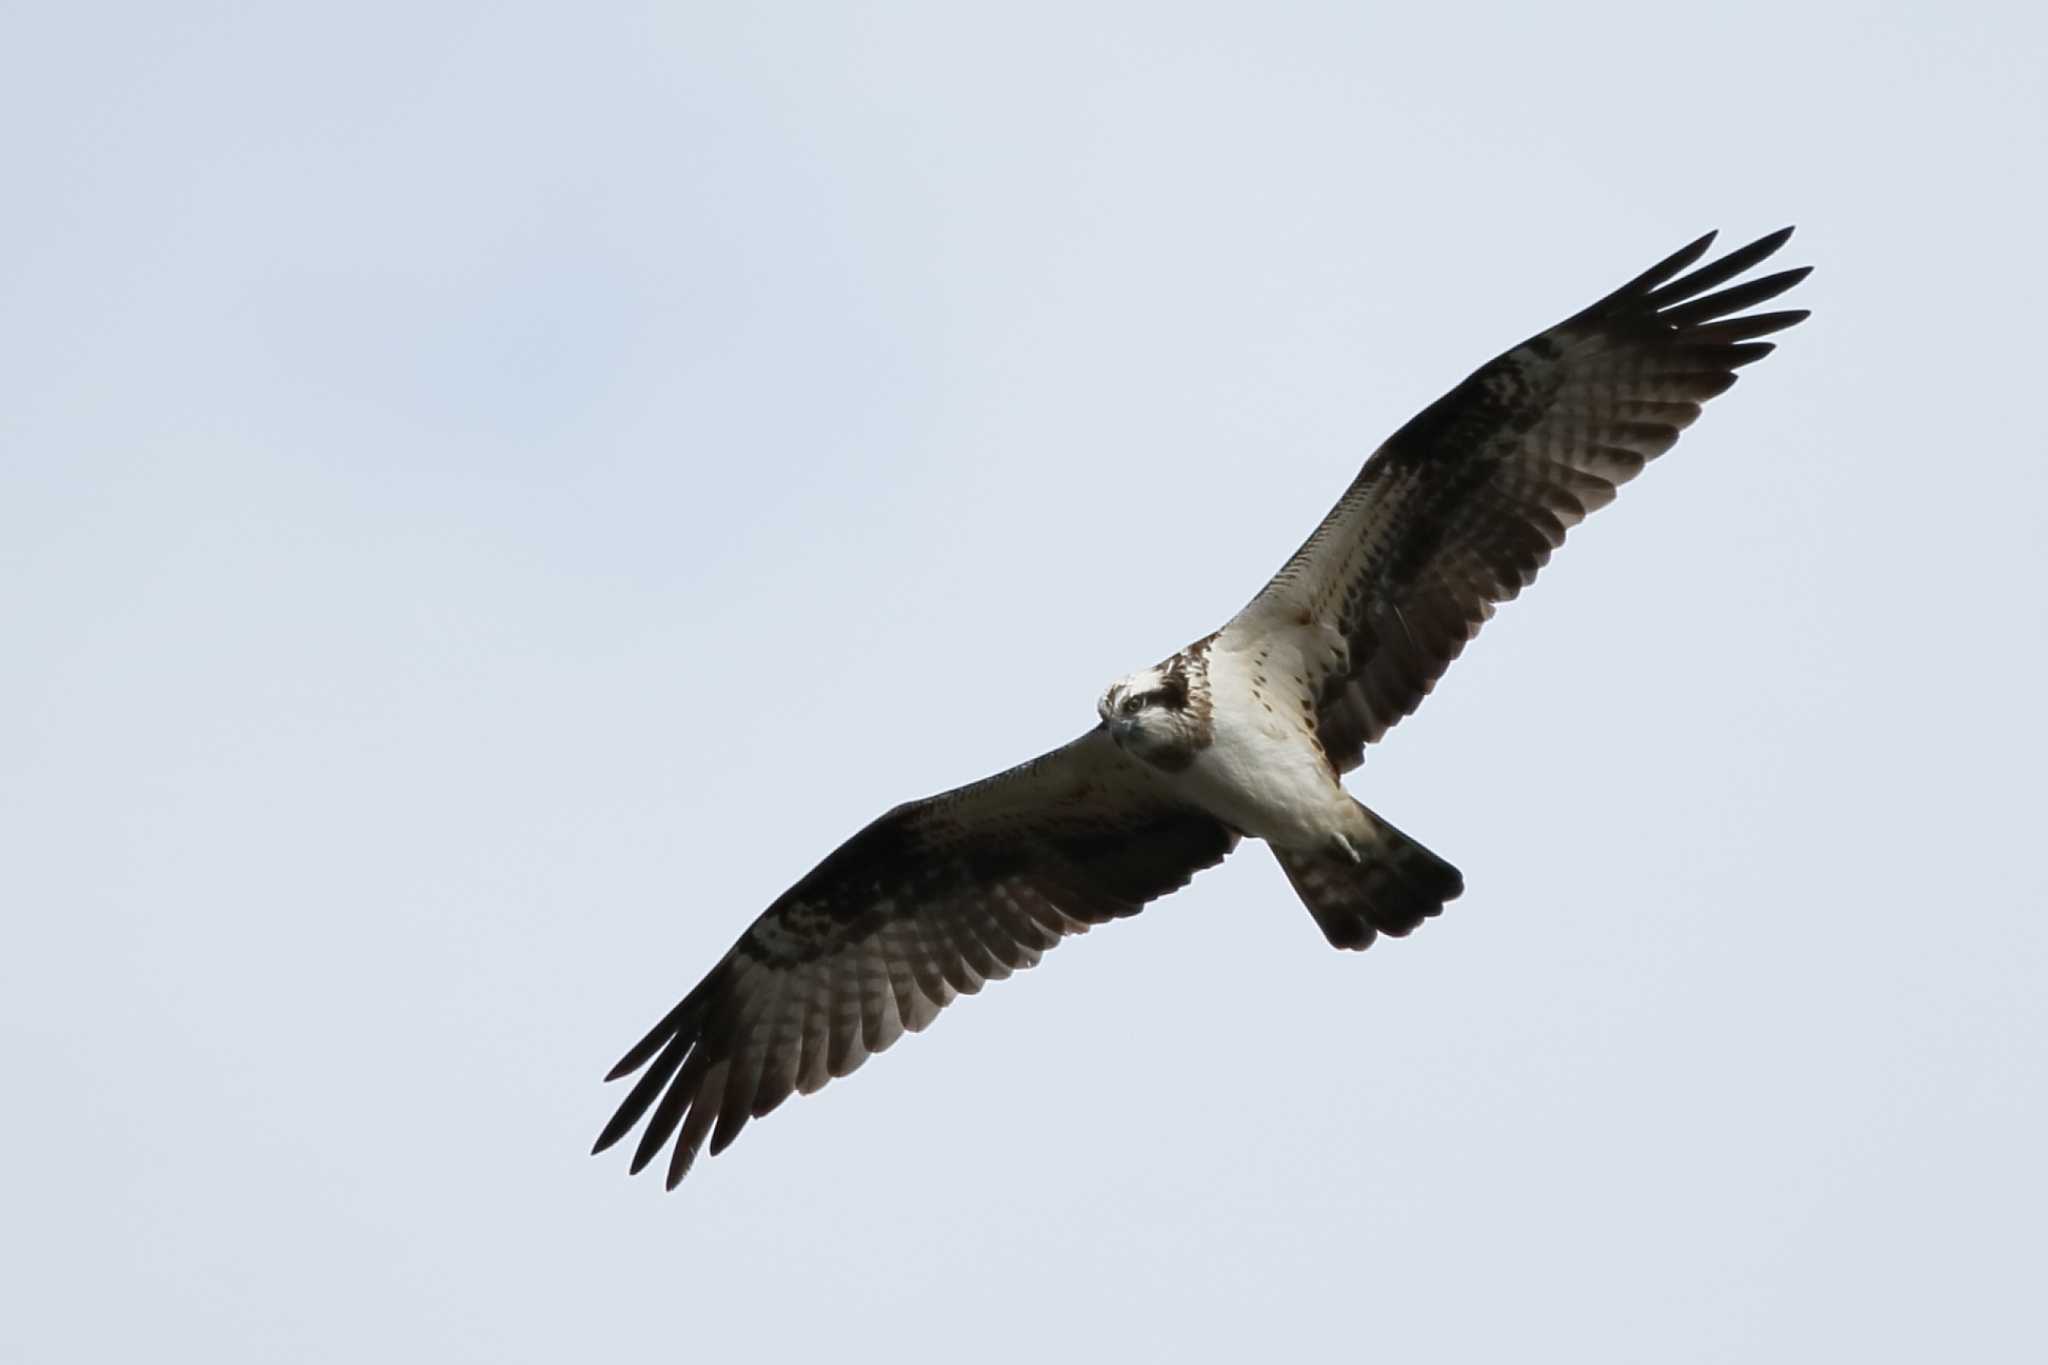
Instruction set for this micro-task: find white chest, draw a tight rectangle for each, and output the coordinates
[1174,637,1351,846]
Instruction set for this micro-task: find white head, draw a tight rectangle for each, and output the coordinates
[1098,655,1207,771]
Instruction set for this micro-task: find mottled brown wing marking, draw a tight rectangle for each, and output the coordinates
[1233,228,1809,771]
[594,727,1238,1188]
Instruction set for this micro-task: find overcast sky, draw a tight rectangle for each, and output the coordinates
[6,4,2045,1361]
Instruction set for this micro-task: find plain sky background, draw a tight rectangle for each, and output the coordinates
[5,3,2045,1360]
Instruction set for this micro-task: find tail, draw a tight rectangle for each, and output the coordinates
[1272,802,1463,951]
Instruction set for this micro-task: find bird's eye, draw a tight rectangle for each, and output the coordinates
[1120,694,1144,716]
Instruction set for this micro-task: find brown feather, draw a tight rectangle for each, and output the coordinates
[593,728,1237,1187]
[1231,228,1810,771]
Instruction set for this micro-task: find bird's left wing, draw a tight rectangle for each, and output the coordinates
[1232,228,1810,772]
[593,727,1237,1188]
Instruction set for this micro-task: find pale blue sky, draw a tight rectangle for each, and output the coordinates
[5,4,2045,1361]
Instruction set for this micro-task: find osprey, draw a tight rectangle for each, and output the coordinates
[595,228,1810,1188]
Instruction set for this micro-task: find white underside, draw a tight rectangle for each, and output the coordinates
[1169,630,1365,851]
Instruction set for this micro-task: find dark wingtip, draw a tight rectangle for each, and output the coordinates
[1567,229,1718,327]
[1651,229,1719,286]
[666,1140,700,1190]
[707,1117,747,1159]
[1710,308,1811,340]
[1723,225,1796,267]
[1646,226,1809,313]
[591,1105,638,1156]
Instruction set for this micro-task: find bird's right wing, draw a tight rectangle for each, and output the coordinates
[593,726,1237,1188]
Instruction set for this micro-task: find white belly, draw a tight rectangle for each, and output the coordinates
[1172,640,1355,848]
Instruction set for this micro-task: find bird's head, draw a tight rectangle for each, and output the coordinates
[1098,656,1206,770]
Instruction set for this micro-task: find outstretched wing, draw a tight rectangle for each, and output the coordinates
[1234,228,1811,771]
[593,728,1236,1188]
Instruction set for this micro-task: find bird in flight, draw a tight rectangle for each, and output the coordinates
[594,227,1810,1189]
